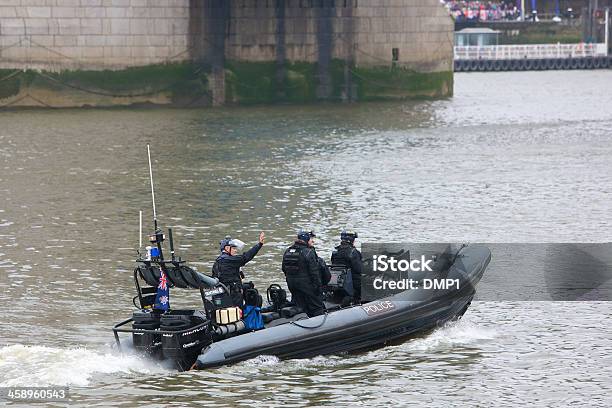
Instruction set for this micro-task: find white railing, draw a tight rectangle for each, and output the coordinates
[454,43,608,60]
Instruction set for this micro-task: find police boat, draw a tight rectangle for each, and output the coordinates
[112,146,491,371]
[111,229,490,370]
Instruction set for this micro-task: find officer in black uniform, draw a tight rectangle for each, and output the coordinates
[212,232,265,307]
[330,230,362,303]
[282,230,325,317]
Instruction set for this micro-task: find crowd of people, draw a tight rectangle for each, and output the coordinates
[443,1,521,22]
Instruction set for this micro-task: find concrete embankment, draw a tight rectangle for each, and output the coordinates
[0,0,455,109]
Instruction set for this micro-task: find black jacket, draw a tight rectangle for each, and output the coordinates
[282,241,322,290]
[331,242,362,297]
[317,256,331,286]
[212,242,262,284]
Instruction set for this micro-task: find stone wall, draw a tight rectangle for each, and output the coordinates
[354,0,453,72]
[195,0,454,103]
[0,0,454,107]
[220,0,453,71]
[0,0,191,70]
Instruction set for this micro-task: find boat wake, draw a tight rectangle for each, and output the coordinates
[236,319,498,373]
[0,344,169,387]
[403,320,498,353]
[0,322,497,386]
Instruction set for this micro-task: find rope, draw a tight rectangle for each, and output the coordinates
[0,38,23,52]
[27,38,81,62]
[0,70,22,83]
[0,92,52,109]
[0,93,30,109]
[37,71,193,98]
[290,311,329,329]
[348,67,420,90]
[26,36,197,67]
[26,93,53,108]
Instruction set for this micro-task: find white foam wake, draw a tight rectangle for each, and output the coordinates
[402,320,498,352]
[238,320,498,372]
[0,344,169,387]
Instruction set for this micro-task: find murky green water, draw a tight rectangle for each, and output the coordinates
[1,70,612,406]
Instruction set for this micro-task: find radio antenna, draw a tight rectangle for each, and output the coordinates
[147,144,158,230]
[139,210,142,250]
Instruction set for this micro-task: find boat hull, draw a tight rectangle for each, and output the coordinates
[194,245,491,369]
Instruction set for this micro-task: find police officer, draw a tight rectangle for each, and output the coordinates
[212,232,265,307]
[282,230,325,317]
[331,230,362,303]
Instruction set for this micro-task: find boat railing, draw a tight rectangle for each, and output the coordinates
[454,43,608,60]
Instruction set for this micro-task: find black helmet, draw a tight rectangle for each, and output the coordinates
[219,236,232,252]
[297,229,316,242]
[340,230,358,243]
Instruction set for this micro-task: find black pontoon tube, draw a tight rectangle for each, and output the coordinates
[214,321,246,336]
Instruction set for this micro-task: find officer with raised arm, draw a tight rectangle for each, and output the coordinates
[212,232,265,307]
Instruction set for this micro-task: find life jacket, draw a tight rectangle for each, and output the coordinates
[212,253,243,284]
[282,242,309,278]
[331,243,357,268]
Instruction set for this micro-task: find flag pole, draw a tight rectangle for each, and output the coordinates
[139,210,142,251]
[147,145,170,312]
[147,144,158,231]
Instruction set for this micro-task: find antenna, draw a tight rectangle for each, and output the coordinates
[168,228,175,261]
[139,210,142,250]
[147,144,158,230]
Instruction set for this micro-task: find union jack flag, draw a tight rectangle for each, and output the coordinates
[154,267,170,311]
[158,269,168,290]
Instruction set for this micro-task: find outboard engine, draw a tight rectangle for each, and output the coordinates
[132,309,162,357]
[160,310,211,370]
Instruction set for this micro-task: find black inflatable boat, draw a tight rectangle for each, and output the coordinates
[194,244,490,369]
[112,146,491,370]
[112,232,490,371]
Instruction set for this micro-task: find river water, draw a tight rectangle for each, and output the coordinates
[1,70,611,406]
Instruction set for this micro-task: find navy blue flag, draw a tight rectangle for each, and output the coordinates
[154,267,170,311]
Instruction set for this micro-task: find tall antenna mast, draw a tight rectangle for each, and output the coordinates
[147,144,158,230]
[139,210,142,249]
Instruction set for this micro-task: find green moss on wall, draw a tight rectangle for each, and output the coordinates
[1,63,211,106]
[285,62,317,102]
[0,69,23,100]
[224,60,347,104]
[225,61,277,104]
[1,60,451,107]
[54,63,209,101]
[352,67,453,100]
[225,59,451,104]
